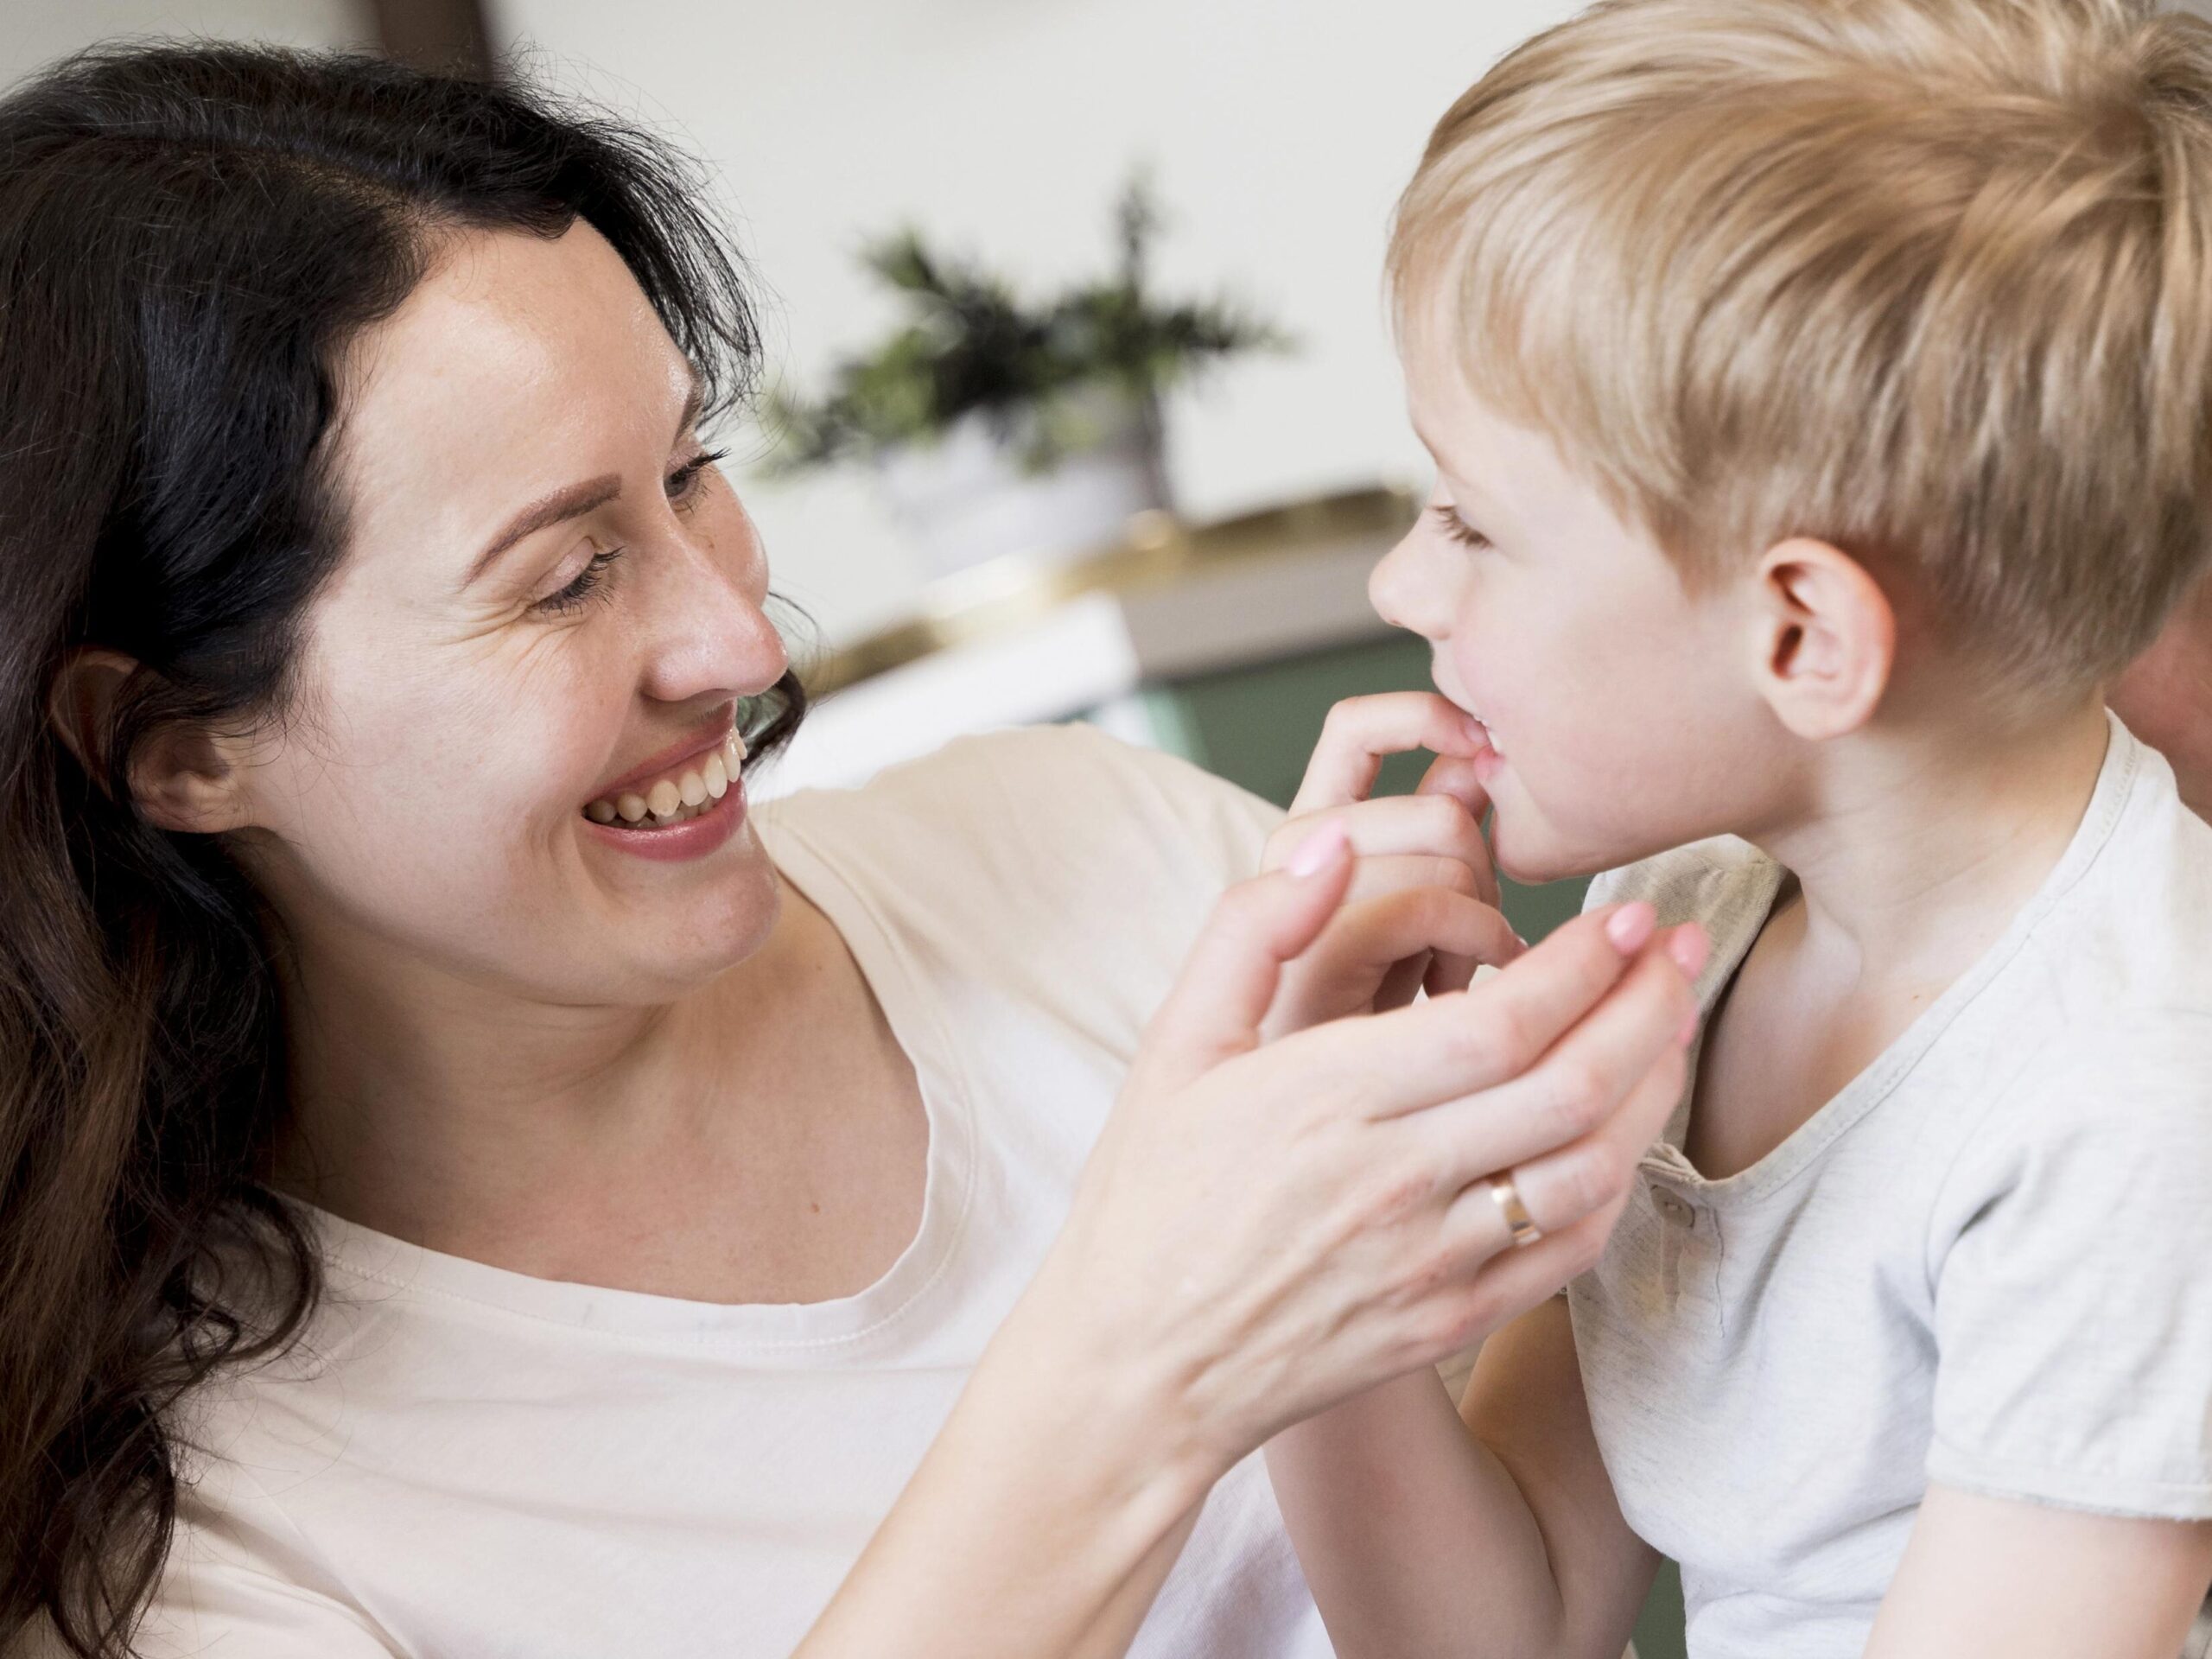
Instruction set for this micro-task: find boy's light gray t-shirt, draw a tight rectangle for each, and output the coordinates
[1572,715,2212,1659]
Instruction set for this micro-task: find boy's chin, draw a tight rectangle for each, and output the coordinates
[1490,810,1641,887]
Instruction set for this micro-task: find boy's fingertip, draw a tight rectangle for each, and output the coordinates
[1604,902,1657,954]
[1286,819,1351,878]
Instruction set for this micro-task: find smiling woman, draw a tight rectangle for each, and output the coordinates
[0,40,1704,1659]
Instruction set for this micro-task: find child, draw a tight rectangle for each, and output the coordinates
[1263,2,2212,1655]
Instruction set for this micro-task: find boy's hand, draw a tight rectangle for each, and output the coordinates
[1262,693,1520,1039]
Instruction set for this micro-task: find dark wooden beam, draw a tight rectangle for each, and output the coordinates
[368,0,496,79]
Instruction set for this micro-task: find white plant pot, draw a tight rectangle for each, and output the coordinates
[874,387,1169,582]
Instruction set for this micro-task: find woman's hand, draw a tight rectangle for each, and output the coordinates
[1261,692,1519,1039]
[1034,828,1701,1491]
[804,742,1703,1659]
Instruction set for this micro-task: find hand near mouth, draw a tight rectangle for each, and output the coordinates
[1258,692,1517,1040]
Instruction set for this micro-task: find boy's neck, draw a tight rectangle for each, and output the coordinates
[1750,699,2113,992]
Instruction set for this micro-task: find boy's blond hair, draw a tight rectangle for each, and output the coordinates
[1392,0,2212,705]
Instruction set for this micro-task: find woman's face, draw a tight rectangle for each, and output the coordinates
[226,220,791,1006]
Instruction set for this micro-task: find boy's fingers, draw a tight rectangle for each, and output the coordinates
[1314,887,1524,981]
[1342,854,1484,911]
[1415,752,1496,843]
[1290,693,1491,815]
[1141,823,1357,1090]
[1268,793,1490,877]
[1268,903,1672,1110]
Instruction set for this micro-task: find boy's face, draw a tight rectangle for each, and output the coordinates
[1373,348,1796,884]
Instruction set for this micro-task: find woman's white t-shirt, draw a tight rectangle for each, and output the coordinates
[134,726,1331,1659]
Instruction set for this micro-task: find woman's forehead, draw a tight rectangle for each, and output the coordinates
[328,223,692,568]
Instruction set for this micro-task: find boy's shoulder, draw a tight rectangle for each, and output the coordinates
[1586,834,1781,949]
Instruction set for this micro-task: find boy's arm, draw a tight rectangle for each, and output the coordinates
[1265,1297,1658,1659]
[1866,1485,2212,1659]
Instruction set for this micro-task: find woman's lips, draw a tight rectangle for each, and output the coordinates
[590,708,741,802]
[582,766,747,863]
[583,729,748,829]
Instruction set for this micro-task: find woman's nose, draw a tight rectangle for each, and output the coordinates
[1369,528,1454,642]
[635,512,788,704]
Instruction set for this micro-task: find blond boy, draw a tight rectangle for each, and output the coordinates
[1263,2,2212,1654]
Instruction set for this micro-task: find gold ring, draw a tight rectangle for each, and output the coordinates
[1488,1176,1543,1249]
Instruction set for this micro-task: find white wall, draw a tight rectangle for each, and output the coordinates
[488,0,1586,645]
[4,0,373,92]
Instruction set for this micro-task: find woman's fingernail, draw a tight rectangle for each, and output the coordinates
[1287,821,1350,878]
[1667,925,1711,978]
[1605,903,1656,954]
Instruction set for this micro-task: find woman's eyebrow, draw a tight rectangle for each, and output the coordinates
[461,375,706,588]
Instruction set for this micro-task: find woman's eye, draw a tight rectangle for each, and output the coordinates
[529,449,729,617]
[534,547,624,615]
[1427,504,1491,550]
[669,446,728,505]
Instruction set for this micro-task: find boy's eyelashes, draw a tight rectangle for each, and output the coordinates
[1427,503,1492,550]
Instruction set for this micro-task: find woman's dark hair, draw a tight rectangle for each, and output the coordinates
[0,42,803,1656]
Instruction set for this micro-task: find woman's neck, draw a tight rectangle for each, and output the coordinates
[269,873,918,1294]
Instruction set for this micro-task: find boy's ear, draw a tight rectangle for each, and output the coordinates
[47,648,256,835]
[1745,537,1897,741]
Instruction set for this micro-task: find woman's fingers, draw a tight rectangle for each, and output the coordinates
[1286,904,1686,1113]
[1503,1037,1688,1235]
[1137,822,1358,1092]
[1289,693,1491,816]
[1415,1201,1628,1363]
[1421,933,1698,1182]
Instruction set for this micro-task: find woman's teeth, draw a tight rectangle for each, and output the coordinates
[582,731,747,828]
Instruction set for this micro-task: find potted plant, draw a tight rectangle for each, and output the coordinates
[766,176,1288,580]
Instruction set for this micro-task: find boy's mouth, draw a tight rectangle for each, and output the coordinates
[582,729,748,828]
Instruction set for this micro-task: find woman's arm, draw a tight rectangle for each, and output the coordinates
[798,823,1697,1658]
[1867,1485,2212,1659]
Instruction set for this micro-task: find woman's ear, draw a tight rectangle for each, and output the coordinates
[47,648,254,834]
[1745,537,1897,741]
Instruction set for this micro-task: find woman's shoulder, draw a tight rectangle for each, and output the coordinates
[757,726,1282,1024]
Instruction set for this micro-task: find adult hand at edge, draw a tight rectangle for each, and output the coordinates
[1036,827,1704,1489]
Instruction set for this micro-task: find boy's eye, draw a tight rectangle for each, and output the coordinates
[1427,504,1491,550]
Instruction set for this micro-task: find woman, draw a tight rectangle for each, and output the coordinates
[0,43,1702,1659]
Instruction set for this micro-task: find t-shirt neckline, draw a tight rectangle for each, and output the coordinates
[302,805,980,1357]
[1647,711,2142,1205]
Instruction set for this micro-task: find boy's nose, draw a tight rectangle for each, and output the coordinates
[1369,530,1451,641]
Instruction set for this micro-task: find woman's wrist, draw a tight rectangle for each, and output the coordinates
[799,1265,1224,1659]
[983,1248,1234,1524]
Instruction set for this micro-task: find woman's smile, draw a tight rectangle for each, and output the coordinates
[582,727,750,861]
